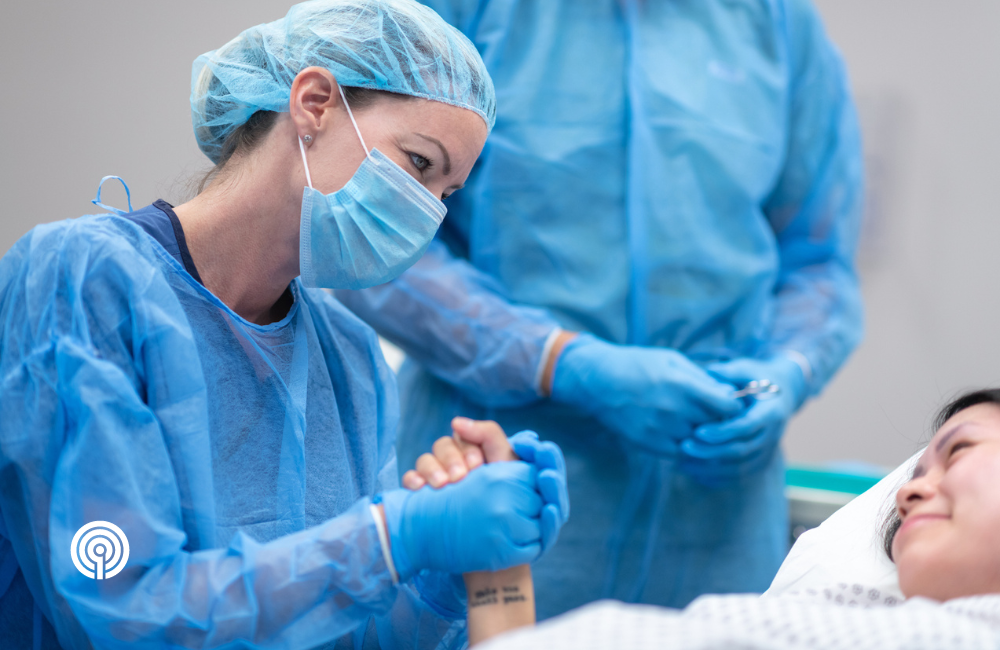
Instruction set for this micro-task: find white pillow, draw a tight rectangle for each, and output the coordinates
[764,449,924,599]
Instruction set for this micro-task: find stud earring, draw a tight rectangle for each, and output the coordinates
[302,134,313,145]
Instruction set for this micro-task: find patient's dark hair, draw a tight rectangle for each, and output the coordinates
[881,388,1000,560]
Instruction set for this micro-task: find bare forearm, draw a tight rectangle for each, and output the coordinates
[464,565,535,646]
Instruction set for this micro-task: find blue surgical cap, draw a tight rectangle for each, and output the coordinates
[191,0,496,163]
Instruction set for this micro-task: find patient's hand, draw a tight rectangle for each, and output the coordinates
[402,419,542,645]
[403,418,516,489]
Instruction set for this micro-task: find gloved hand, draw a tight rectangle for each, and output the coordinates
[401,422,570,558]
[680,354,808,482]
[381,461,544,579]
[509,430,570,554]
[550,333,744,455]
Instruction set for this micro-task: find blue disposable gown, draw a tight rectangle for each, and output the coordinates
[0,215,466,649]
[337,0,864,619]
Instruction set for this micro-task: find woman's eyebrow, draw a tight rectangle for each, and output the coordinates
[415,133,452,175]
[934,422,970,453]
[909,422,974,479]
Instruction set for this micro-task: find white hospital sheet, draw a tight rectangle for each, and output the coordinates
[479,584,1000,650]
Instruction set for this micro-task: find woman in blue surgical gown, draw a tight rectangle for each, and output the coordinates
[0,1,568,648]
[337,0,865,619]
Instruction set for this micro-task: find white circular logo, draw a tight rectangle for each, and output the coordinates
[71,521,129,580]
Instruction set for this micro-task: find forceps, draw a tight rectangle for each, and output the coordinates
[732,379,781,399]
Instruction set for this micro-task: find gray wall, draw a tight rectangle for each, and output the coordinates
[1,2,997,470]
[785,0,1000,468]
[0,1,284,218]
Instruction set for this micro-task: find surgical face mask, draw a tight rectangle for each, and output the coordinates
[297,86,447,289]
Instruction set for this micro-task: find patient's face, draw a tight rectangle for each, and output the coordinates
[892,402,1000,601]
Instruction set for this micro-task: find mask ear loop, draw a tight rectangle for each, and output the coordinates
[297,84,369,190]
[337,85,370,157]
[298,137,314,189]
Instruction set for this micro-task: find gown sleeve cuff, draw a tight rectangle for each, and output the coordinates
[780,349,814,386]
[370,503,400,584]
[533,328,564,395]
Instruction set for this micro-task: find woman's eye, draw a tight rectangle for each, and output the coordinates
[409,152,431,172]
[949,441,973,458]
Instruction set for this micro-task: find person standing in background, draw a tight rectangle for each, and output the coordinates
[338,0,864,619]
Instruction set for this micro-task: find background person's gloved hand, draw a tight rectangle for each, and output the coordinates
[550,334,743,455]
[680,355,808,483]
[381,461,543,579]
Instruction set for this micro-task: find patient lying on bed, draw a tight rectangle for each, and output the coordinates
[415,389,1000,649]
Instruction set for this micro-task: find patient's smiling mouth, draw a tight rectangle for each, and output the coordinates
[896,513,948,540]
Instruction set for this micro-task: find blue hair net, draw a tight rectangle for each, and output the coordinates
[191,0,495,163]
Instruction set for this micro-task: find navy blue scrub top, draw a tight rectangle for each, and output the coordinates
[125,200,204,284]
[124,200,295,315]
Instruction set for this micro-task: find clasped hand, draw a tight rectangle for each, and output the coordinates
[381,418,569,579]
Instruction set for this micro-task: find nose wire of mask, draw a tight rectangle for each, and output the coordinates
[297,85,370,191]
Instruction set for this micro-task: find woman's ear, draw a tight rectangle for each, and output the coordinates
[289,67,341,139]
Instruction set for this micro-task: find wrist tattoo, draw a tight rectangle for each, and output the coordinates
[469,585,527,608]
[502,585,526,604]
[469,587,498,608]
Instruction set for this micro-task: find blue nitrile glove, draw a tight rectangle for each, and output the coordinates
[381,461,543,579]
[680,355,808,481]
[550,334,744,455]
[509,430,570,555]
